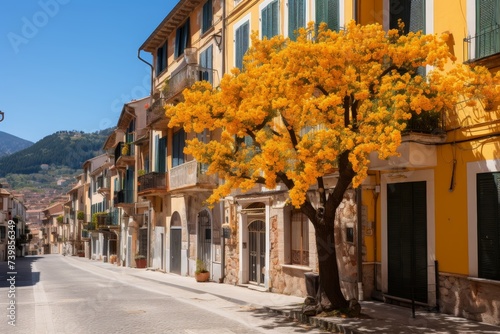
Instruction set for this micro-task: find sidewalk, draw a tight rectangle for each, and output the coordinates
[66,256,500,333]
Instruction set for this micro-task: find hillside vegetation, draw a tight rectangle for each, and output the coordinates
[0,129,113,176]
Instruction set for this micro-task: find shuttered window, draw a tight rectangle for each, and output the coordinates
[172,129,186,167]
[158,136,167,173]
[476,0,500,59]
[202,0,213,34]
[477,172,500,280]
[235,21,249,70]
[315,0,339,31]
[288,0,306,40]
[175,18,190,58]
[199,45,213,84]
[389,0,425,34]
[156,42,167,77]
[262,0,279,39]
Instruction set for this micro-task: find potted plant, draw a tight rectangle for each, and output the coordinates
[77,211,85,221]
[195,258,210,282]
[135,254,147,268]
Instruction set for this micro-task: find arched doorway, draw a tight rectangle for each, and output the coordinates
[197,210,211,269]
[170,212,182,275]
[248,219,266,285]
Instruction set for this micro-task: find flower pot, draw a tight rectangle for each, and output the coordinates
[195,271,210,282]
[135,258,147,268]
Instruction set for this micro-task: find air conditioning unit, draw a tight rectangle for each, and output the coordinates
[184,47,198,64]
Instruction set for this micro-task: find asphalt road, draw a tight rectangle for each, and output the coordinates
[0,255,325,334]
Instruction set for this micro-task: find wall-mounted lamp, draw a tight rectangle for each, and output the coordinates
[213,33,222,51]
[0,111,4,122]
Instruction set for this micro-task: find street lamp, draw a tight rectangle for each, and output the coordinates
[0,110,4,122]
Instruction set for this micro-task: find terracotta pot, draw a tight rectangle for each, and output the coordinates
[195,271,210,282]
[135,258,147,268]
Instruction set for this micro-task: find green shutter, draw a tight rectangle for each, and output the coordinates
[316,0,339,31]
[158,136,167,173]
[476,0,500,58]
[477,172,500,280]
[236,21,249,70]
[262,0,279,39]
[387,181,428,303]
[288,0,305,40]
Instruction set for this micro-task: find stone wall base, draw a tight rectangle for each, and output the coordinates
[439,273,500,326]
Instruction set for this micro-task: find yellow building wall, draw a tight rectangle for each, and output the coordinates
[358,0,500,276]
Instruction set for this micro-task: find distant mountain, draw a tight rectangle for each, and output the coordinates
[0,131,34,157]
[0,129,113,176]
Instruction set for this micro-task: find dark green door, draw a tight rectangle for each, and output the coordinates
[387,181,428,303]
[170,228,181,275]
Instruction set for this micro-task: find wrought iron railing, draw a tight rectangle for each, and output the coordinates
[464,25,500,62]
[403,110,445,135]
[138,172,168,192]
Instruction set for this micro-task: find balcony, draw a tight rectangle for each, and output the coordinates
[147,64,217,128]
[95,212,119,229]
[114,142,135,168]
[464,26,500,70]
[97,176,111,197]
[114,190,134,207]
[169,160,217,191]
[138,172,168,196]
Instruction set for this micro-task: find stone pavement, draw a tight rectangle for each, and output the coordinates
[58,256,500,333]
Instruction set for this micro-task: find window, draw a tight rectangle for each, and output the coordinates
[288,0,306,40]
[175,18,190,58]
[0,226,5,240]
[172,129,186,167]
[197,129,210,173]
[389,0,425,34]
[199,45,213,84]
[315,0,339,31]
[235,20,249,70]
[476,172,500,280]
[390,0,426,75]
[475,0,500,59]
[155,135,167,173]
[261,0,279,39]
[202,0,213,34]
[291,210,309,266]
[156,42,167,77]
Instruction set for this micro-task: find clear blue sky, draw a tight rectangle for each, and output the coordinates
[0,0,175,143]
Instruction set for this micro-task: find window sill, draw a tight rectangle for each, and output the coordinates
[281,264,313,272]
[467,276,500,287]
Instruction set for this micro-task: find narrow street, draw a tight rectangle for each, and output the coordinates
[0,255,324,334]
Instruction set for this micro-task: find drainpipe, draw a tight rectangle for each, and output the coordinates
[137,49,154,96]
[221,0,226,77]
[220,200,225,283]
[356,187,364,301]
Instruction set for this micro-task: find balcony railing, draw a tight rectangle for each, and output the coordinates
[464,25,500,62]
[138,172,168,193]
[403,110,445,135]
[147,65,218,126]
[169,160,216,190]
[95,211,119,227]
[114,142,135,166]
[147,98,167,125]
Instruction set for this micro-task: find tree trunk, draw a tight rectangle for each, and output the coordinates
[315,223,349,310]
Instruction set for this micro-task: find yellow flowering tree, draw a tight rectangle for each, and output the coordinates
[166,21,500,311]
